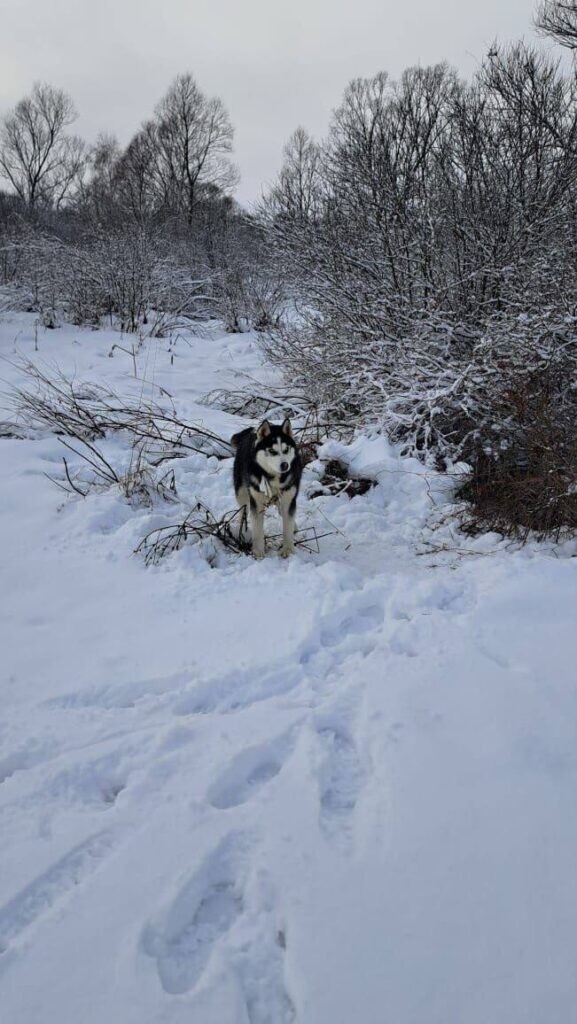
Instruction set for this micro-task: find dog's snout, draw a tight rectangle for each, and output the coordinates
[280,461,289,472]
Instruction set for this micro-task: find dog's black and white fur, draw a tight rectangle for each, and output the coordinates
[232,418,302,558]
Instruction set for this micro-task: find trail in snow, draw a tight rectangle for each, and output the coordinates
[0,314,577,1024]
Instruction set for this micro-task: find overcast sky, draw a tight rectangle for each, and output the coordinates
[0,0,546,204]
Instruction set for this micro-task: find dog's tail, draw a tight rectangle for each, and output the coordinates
[230,426,254,450]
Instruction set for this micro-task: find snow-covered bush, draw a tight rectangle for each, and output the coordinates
[262,44,577,536]
[0,229,215,332]
[0,218,282,335]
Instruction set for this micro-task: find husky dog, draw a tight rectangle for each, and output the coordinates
[231,418,302,559]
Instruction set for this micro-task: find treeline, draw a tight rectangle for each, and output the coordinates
[0,75,274,332]
[0,74,237,222]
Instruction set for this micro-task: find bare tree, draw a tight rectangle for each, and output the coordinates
[536,1,577,49]
[52,134,87,209]
[266,127,323,222]
[112,74,237,227]
[81,134,122,224]
[0,83,85,209]
[154,73,237,224]
[112,124,158,224]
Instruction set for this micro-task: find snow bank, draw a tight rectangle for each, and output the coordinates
[1,314,576,1024]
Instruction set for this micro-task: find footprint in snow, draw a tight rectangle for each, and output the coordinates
[0,826,125,954]
[319,602,383,649]
[44,750,129,810]
[141,832,248,995]
[174,663,301,717]
[0,737,61,784]
[317,726,363,853]
[207,729,296,810]
[237,938,296,1024]
[300,600,383,668]
[232,887,296,1024]
[46,670,191,710]
[388,620,419,658]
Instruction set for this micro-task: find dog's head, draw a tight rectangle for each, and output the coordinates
[255,418,297,477]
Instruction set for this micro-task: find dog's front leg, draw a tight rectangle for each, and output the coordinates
[280,491,296,558]
[251,501,265,559]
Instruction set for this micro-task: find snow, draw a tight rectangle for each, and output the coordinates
[1,313,577,1024]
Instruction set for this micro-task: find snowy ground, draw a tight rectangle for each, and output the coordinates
[1,314,577,1024]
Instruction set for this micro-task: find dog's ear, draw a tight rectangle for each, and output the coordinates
[256,419,272,441]
[281,417,293,438]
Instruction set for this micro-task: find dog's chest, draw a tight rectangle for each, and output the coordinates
[250,471,285,506]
